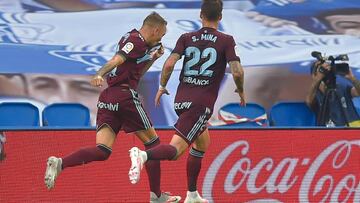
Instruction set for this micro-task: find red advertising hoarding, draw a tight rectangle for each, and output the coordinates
[0,129,359,202]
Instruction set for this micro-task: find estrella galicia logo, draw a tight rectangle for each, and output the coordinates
[49,50,108,72]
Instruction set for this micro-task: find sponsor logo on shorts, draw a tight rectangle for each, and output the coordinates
[97,101,119,111]
[183,76,209,86]
[174,101,192,110]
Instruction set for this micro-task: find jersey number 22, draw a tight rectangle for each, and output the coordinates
[184,47,216,77]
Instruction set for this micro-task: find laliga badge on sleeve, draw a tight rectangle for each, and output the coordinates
[121,42,134,54]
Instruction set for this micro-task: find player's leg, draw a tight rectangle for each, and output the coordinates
[167,105,211,203]
[45,87,122,190]
[129,133,187,189]
[184,129,210,203]
[169,134,189,159]
[129,105,211,203]
[132,105,211,164]
[129,131,183,203]
[129,134,184,191]
[142,134,188,161]
[134,128,181,203]
[62,125,115,168]
[44,125,116,190]
[139,105,210,163]
[125,88,163,187]
[126,88,180,202]
[137,105,210,202]
[134,128,161,197]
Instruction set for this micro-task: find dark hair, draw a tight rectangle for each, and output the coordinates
[316,8,360,32]
[201,0,223,21]
[143,12,167,27]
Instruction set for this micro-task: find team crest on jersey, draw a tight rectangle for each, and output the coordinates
[121,42,134,54]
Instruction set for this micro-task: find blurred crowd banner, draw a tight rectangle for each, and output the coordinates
[1,129,359,202]
[1,0,360,125]
[1,8,360,73]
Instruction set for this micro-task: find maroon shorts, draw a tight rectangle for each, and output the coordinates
[96,86,152,134]
[174,103,212,144]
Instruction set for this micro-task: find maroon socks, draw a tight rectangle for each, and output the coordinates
[187,147,204,192]
[61,144,112,169]
[144,137,161,197]
[146,144,177,161]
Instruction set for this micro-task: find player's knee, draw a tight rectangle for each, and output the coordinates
[144,136,160,150]
[172,154,180,161]
[170,146,185,161]
[189,147,205,158]
[97,144,112,160]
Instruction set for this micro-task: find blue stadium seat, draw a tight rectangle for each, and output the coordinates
[269,102,316,126]
[218,103,268,127]
[0,102,40,126]
[352,97,360,115]
[42,103,90,126]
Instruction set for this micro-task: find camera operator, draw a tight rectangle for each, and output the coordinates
[306,60,360,127]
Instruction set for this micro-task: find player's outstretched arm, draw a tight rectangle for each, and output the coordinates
[229,60,246,106]
[155,53,181,106]
[90,54,126,87]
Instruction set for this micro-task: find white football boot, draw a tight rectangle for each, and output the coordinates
[150,191,181,203]
[128,147,145,184]
[184,191,209,203]
[44,156,62,190]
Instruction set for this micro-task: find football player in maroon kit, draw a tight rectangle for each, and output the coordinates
[44,12,181,203]
[128,1,246,202]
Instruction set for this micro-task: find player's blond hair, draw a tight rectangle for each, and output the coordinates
[142,12,167,27]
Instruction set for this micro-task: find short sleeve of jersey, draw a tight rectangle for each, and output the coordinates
[225,36,241,63]
[117,35,145,59]
[171,34,186,56]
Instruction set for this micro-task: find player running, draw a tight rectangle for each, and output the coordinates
[44,12,180,203]
[128,1,245,202]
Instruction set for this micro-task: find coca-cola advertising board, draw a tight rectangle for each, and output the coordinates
[0,129,359,202]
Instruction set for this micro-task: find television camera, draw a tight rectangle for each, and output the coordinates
[311,51,350,88]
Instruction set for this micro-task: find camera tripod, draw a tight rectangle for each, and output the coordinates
[317,85,350,127]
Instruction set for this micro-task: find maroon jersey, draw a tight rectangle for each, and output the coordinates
[172,27,240,109]
[106,29,161,89]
